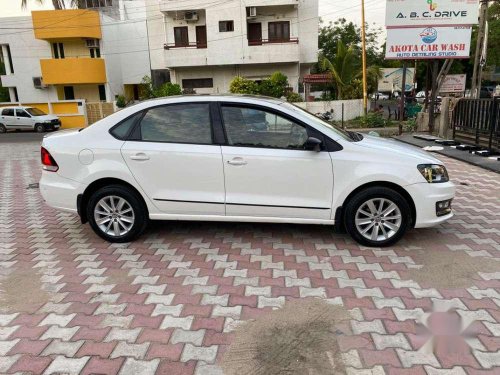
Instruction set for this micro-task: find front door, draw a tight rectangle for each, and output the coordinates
[121,102,225,216]
[247,23,262,45]
[15,109,33,129]
[219,103,334,220]
[196,26,207,48]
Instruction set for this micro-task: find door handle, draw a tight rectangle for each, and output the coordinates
[227,158,247,166]
[130,153,150,161]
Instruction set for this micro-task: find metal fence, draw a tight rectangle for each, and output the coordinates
[452,98,500,151]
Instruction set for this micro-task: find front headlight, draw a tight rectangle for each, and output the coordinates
[44,120,52,124]
[417,164,449,183]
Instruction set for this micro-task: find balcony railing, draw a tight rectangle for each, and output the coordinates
[164,42,207,50]
[248,37,299,46]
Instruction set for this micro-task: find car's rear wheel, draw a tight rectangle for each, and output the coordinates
[35,123,45,133]
[86,185,148,243]
[344,187,411,247]
[0,124,6,133]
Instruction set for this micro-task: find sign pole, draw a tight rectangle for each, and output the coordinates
[471,0,489,99]
[361,0,368,116]
[428,60,439,133]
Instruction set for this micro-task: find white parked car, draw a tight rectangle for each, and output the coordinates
[415,91,442,104]
[371,92,390,100]
[0,106,61,133]
[40,95,455,247]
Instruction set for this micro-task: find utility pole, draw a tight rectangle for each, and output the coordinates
[471,0,489,98]
[361,0,368,115]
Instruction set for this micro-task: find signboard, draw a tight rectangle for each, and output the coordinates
[439,74,467,93]
[386,0,480,28]
[378,68,415,92]
[385,26,472,60]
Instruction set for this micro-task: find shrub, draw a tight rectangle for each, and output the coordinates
[116,95,126,108]
[286,92,303,103]
[229,76,259,95]
[139,76,182,99]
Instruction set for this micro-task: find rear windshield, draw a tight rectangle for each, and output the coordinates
[26,108,47,116]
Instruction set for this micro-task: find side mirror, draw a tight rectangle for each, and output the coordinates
[304,136,322,152]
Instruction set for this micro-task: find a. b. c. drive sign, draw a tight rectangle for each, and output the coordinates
[386,0,480,28]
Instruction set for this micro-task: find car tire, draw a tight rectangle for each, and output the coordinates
[35,123,45,133]
[86,184,149,243]
[0,124,6,133]
[344,186,411,247]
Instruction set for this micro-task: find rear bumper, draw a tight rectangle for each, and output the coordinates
[405,181,456,228]
[39,171,83,213]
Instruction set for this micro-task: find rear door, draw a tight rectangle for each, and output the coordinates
[15,109,33,129]
[219,103,334,220]
[1,109,16,128]
[121,102,226,216]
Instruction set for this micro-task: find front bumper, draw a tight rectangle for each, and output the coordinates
[405,181,456,228]
[40,171,83,213]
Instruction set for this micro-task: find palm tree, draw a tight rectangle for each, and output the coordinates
[320,40,381,100]
[21,0,79,10]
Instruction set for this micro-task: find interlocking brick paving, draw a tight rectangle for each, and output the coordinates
[0,141,499,375]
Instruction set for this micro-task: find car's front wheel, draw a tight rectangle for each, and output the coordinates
[35,124,45,133]
[344,187,411,247]
[86,185,148,243]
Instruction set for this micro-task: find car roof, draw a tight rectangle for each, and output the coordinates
[138,94,287,105]
[1,106,30,110]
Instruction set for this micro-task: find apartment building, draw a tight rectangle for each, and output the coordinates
[0,0,150,104]
[145,0,319,93]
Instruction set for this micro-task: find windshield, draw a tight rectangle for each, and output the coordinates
[26,108,47,116]
[280,102,354,142]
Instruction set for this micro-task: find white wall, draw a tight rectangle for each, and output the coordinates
[100,13,151,100]
[0,17,59,103]
[295,100,368,121]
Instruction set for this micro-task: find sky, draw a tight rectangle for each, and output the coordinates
[0,0,387,27]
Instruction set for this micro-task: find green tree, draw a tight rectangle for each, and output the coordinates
[139,76,181,99]
[320,40,382,100]
[318,18,383,69]
[229,72,293,98]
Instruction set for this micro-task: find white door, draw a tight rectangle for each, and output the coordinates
[121,103,225,216]
[220,104,334,220]
[1,108,16,128]
[15,109,34,129]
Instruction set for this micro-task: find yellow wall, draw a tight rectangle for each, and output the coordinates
[40,58,106,85]
[56,40,91,58]
[32,10,102,40]
[74,85,101,102]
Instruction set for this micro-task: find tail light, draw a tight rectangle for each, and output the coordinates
[41,147,59,172]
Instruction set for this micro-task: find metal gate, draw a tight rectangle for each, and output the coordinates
[452,98,500,151]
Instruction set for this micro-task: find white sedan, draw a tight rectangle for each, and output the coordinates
[39,95,455,247]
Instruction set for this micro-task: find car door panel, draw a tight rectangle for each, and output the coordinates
[222,146,333,219]
[15,109,33,129]
[1,109,16,128]
[219,104,334,220]
[121,142,225,215]
[120,103,225,216]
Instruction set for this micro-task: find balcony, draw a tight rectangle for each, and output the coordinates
[248,37,299,46]
[245,40,300,64]
[164,47,209,68]
[32,10,102,40]
[40,58,106,85]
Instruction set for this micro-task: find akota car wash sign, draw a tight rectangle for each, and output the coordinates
[385,26,472,60]
[386,0,480,27]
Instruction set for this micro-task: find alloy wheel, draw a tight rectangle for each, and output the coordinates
[94,195,135,237]
[355,198,402,242]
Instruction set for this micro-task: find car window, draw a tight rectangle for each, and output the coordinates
[140,103,212,144]
[1,109,14,116]
[110,112,142,140]
[26,108,47,116]
[16,109,30,118]
[221,105,309,149]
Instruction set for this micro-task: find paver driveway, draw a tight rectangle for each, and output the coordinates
[0,140,499,375]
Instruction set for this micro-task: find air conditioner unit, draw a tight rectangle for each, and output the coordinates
[33,77,47,89]
[184,11,199,22]
[85,39,100,48]
[248,7,257,17]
